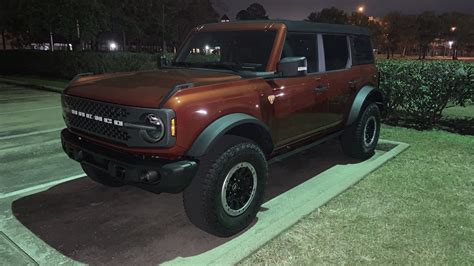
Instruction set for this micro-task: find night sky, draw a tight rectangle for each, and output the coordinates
[216,0,474,20]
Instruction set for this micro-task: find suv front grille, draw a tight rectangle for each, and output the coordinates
[63,96,131,142]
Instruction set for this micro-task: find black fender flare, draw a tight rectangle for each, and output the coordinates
[346,85,383,126]
[186,113,272,158]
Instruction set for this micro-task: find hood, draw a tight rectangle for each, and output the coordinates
[65,68,242,108]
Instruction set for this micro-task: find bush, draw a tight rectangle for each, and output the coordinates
[0,50,160,79]
[378,60,474,127]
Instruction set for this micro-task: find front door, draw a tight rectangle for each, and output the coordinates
[269,33,329,146]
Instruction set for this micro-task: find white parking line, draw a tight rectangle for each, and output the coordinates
[0,95,54,101]
[0,106,61,115]
[0,173,85,200]
[0,128,63,140]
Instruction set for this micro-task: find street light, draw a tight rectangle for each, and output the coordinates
[109,42,118,51]
[451,26,457,32]
[448,41,454,49]
[357,6,365,13]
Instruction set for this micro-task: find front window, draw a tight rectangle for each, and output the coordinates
[174,30,277,72]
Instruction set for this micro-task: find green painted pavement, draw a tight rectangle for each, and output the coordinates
[0,232,37,265]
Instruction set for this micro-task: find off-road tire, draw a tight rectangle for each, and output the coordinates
[183,135,267,237]
[341,102,381,160]
[81,164,125,187]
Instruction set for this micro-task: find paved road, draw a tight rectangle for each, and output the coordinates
[0,83,82,195]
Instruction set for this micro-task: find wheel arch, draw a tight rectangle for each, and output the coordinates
[186,113,274,158]
[346,85,384,126]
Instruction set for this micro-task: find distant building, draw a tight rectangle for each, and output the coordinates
[221,14,230,23]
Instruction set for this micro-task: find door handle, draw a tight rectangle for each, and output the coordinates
[314,85,328,93]
[348,79,360,88]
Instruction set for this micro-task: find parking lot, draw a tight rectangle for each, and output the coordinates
[0,83,83,196]
[0,82,407,264]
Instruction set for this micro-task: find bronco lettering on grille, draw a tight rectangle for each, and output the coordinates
[70,109,124,127]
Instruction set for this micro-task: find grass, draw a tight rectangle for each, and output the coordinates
[240,125,474,265]
[443,104,474,119]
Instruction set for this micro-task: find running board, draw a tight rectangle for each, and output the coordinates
[268,131,343,164]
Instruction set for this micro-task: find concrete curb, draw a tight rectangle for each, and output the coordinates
[165,140,410,265]
[0,78,65,94]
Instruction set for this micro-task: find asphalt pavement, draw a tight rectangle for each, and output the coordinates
[0,82,82,196]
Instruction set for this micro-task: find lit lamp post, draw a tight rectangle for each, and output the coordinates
[451,26,458,60]
[357,6,365,13]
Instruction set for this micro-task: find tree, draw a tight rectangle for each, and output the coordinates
[236,3,269,20]
[383,12,404,59]
[349,12,369,26]
[307,7,349,25]
[397,15,417,57]
[236,10,252,20]
[416,12,441,59]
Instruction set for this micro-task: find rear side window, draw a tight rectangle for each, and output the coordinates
[352,35,374,65]
[323,35,349,71]
[281,33,318,73]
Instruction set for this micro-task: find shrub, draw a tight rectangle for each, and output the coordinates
[0,50,160,79]
[377,60,474,127]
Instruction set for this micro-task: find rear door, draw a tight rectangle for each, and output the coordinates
[319,34,359,124]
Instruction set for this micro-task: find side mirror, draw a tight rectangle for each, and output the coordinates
[277,57,307,77]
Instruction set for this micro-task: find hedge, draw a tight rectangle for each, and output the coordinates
[0,50,164,79]
[378,60,474,127]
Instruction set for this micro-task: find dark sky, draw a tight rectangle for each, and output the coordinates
[215,0,474,20]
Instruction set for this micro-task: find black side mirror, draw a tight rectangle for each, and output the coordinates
[277,57,307,77]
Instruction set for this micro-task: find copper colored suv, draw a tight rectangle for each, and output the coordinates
[61,20,383,236]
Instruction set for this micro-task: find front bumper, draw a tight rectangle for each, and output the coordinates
[61,129,198,193]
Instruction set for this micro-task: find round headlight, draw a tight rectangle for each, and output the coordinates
[141,114,165,143]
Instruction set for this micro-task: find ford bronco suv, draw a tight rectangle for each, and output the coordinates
[61,20,382,237]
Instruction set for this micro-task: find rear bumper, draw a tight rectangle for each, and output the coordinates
[61,129,198,193]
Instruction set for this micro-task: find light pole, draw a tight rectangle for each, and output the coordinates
[357,6,365,13]
[451,26,458,60]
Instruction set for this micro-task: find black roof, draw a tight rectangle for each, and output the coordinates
[208,20,370,36]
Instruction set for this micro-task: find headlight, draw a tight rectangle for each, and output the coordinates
[141,114,165,143]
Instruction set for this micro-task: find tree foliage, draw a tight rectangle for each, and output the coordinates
[1,0,219,51]
[236,3,269,20]
[307,7,349,24]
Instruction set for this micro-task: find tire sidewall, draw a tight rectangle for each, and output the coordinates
[213,145,267,233]
[359,104,381,154]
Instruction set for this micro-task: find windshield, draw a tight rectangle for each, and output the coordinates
[174,30,277,72]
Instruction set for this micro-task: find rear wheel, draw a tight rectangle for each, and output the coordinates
[183,136,267,237]
[341,103,381,160]
[81,164,125,187]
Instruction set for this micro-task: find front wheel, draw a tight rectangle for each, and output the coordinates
[183,136,267,237]
[341,103,381,160]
